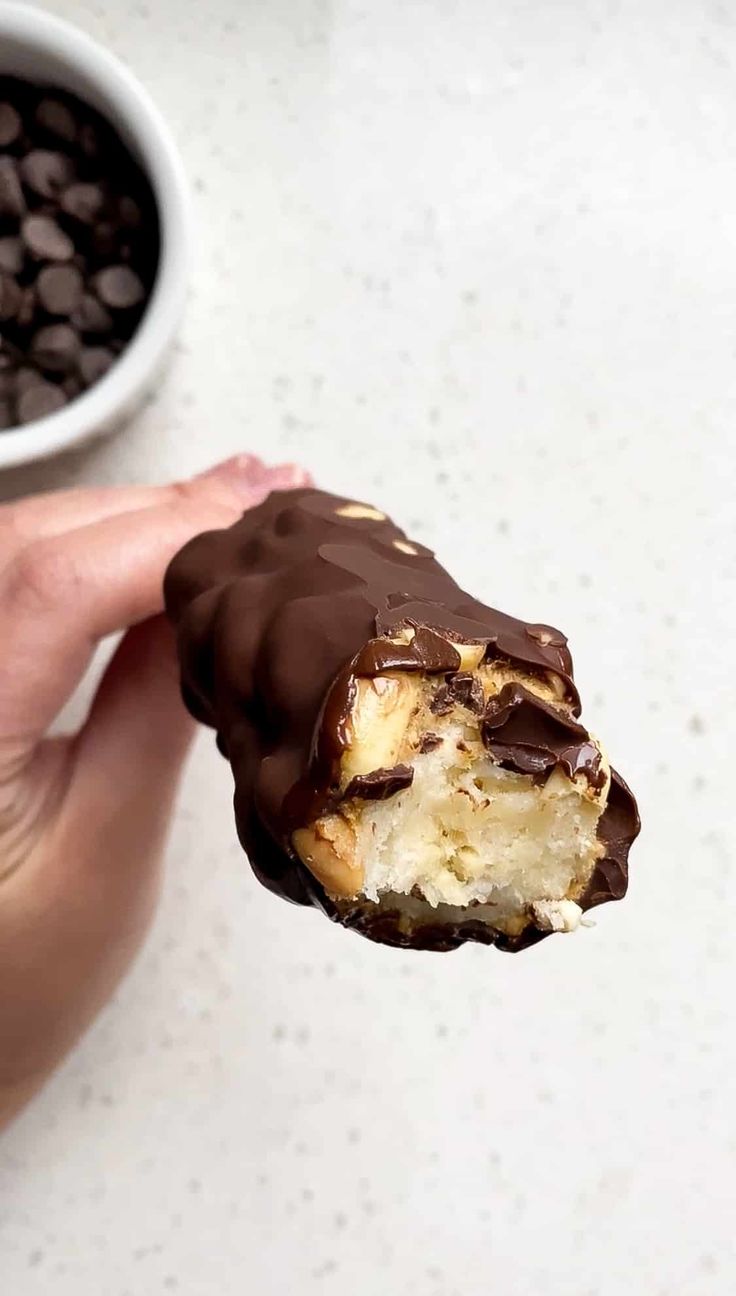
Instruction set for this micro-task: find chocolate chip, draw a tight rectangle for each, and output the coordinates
[0,103,22,148]
[91,222,118,259]
[0,273,21,321]
[451,673,485,713]
[60,181,105,225]
[78,122,100,158]
[21,214,74,262]
[0,236,24,275]
[78,345,115,386]
[15,286,36,329]
[20,149,75,199]
[62,374,84,399]
[70,292,113,335]
[117,195,142,228]
[344,764,415,801]
[36,264,84,315]
[34,98,77,145]
[17,380,67,424]
[431,673,485,716]
[15,366,41,395]
[92,264,145,309]
[30,323,80,374]
[0,157,25,217]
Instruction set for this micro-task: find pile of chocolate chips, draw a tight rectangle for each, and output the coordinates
[0,77,159,429]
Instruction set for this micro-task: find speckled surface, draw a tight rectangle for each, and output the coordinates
[1,1,735,1292]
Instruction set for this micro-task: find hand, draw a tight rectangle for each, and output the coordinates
[0,455,307,1129]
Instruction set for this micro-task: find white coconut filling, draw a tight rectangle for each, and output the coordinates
[292,655,609,937]
[355,724,603,929]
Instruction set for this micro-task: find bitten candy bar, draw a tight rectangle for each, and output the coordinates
[164,490,640,952]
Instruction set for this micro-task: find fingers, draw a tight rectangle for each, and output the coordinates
[0,484,177,564]
[0,455,308,564]
[0,457,309,744]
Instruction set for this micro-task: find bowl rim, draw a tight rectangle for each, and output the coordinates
[0,1,192,470]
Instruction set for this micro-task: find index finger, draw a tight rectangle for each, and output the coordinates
[0,459,308,743]
[0,455,292,563]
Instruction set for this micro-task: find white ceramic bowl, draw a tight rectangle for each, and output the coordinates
[0,2,192,469]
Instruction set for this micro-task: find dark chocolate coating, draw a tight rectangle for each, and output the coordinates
[164,489,640,952]
[482,683,606,788]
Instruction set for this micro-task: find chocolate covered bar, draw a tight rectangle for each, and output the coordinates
[164,489,639,952]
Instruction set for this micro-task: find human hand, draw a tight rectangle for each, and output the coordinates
[0,455,307,1129]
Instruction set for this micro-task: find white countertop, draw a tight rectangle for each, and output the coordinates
[2,2,735,1292]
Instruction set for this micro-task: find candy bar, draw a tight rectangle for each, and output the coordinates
[164,490,640,952]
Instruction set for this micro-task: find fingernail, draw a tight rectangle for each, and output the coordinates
[196,455,311,500]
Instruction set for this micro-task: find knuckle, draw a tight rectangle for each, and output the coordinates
[167,479,197,508]
[165,478,227,528]
[168,475,239,520]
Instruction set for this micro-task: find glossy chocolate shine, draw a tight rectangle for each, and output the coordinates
[164,488,640,951]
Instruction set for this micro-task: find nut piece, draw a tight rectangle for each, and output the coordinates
[336,503,386,520]
[393,540,418,555]
[293,816,362,898]
[388,626,415,646]
[479,660,561,707]
[545,671,569,702]
[454,642,485,671]
[340,672,419,786]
